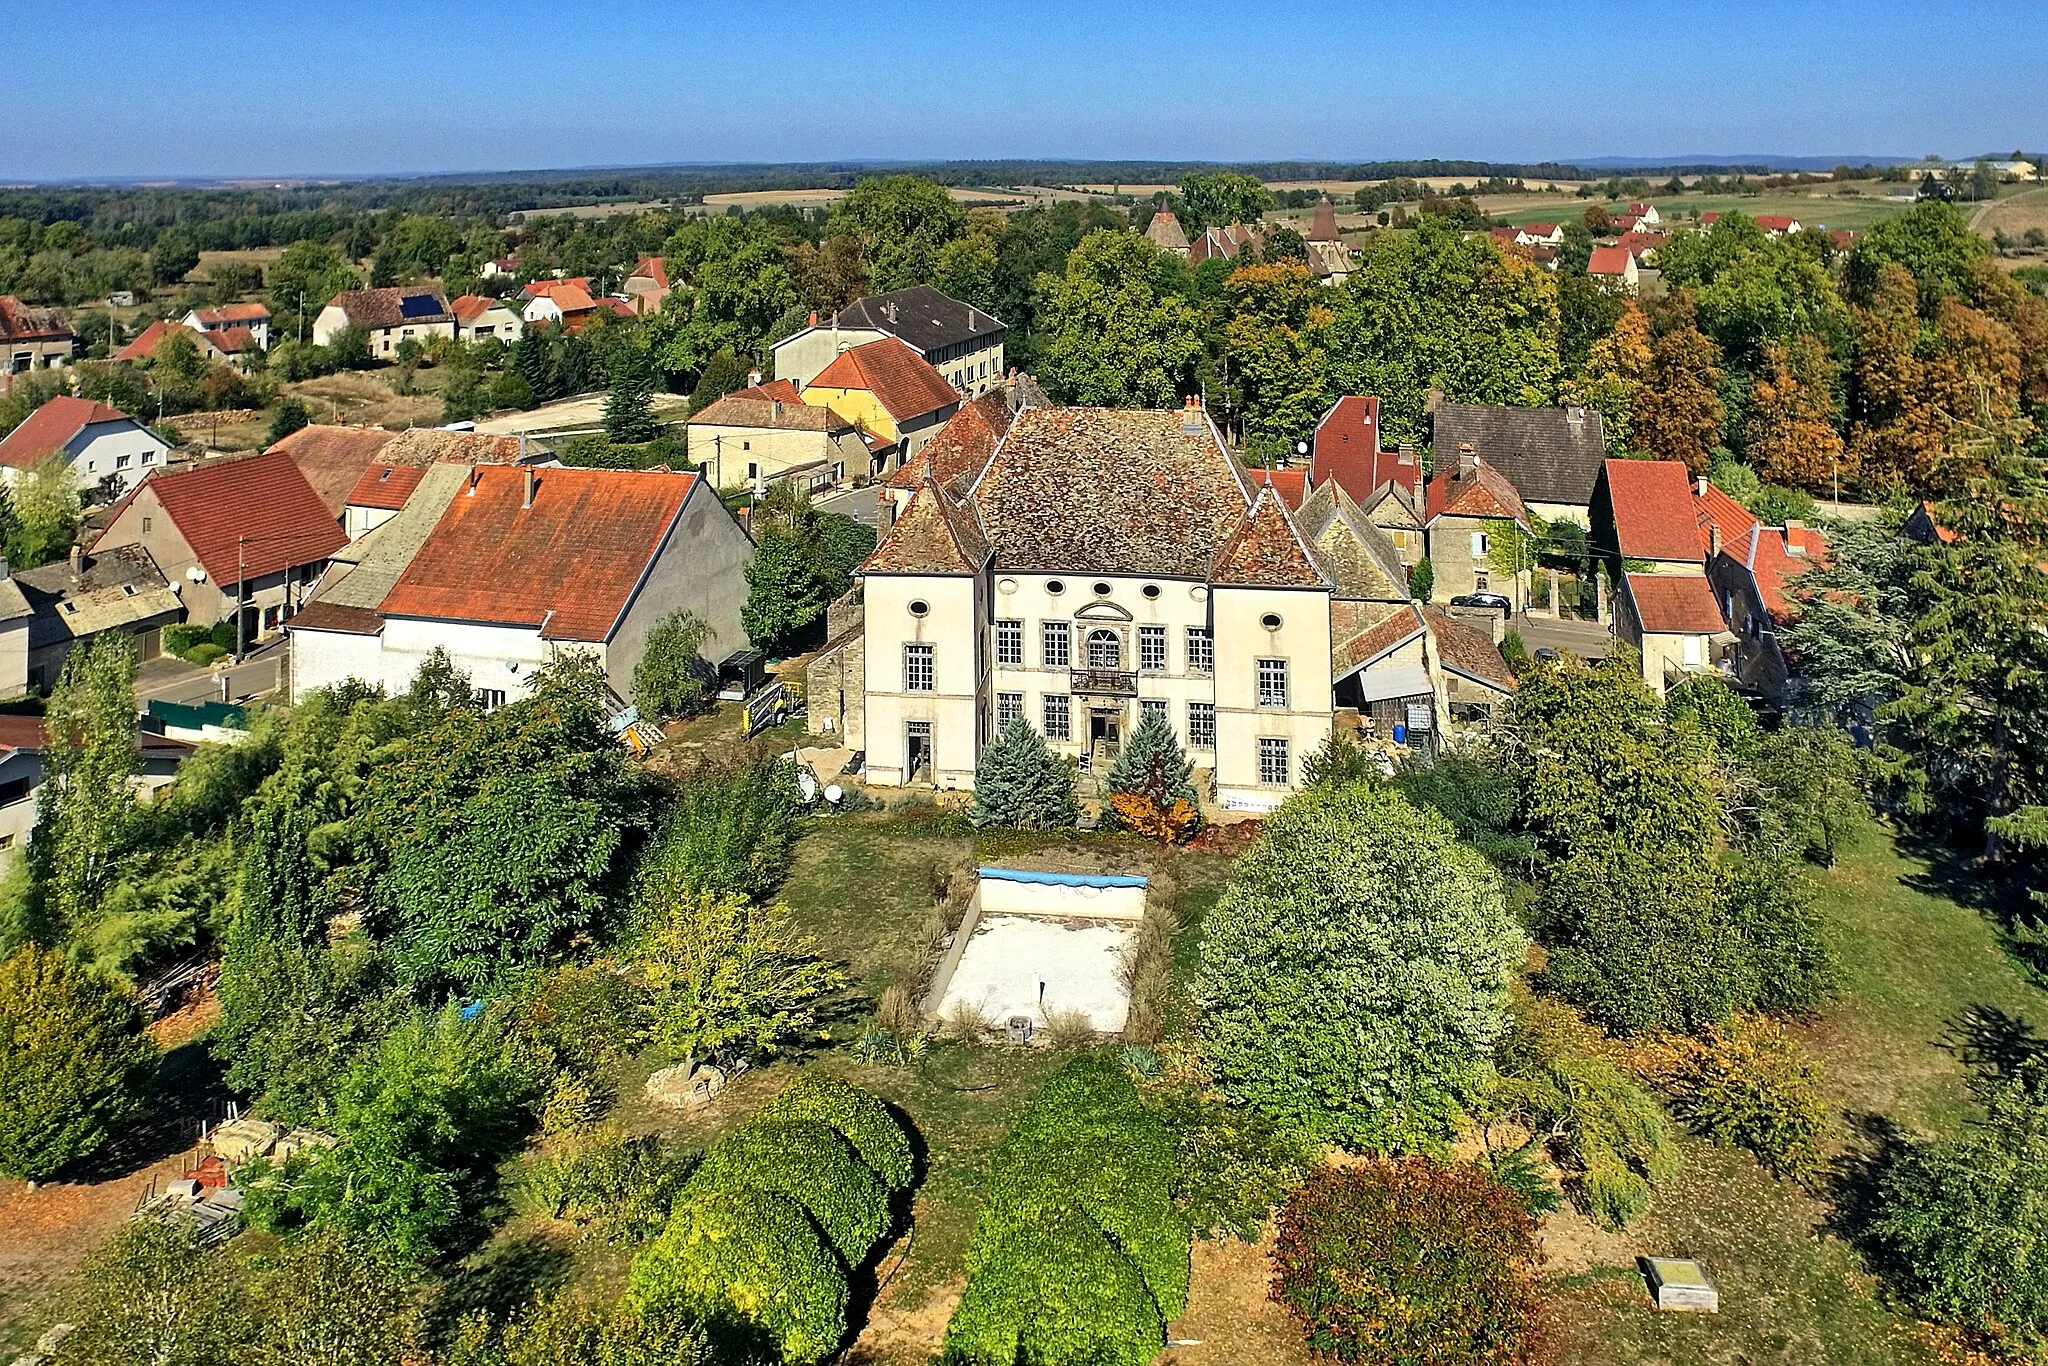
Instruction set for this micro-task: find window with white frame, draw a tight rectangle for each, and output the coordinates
[1188,701,1216,749]
[1138,624,1166,672]
[1043,693,1071,741]
[1256,658,1289,708]
[1041,620,1070,668]
[1682,634,1703,666]
[1471,530,1490,556]
[903,643,935,691]
[1185,626,1214,675]
[1139,698,1167,722]
[995,619,1023,667]
[997,691,1023,727]
[1258,736,1290,786]
[476,688,507,711]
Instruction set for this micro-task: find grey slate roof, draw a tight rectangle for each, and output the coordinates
[16,545,177,648]
[817,286,1004,355]
[1431,403,1608,508]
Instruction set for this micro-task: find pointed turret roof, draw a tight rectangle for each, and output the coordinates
[1210,485,1331,588]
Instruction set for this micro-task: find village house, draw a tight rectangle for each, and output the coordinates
[266,425,398,520]
[774,286,1007,399]
[450,294,524,344]
[342,463,426,539]
[0,715,192,852]
[287,464,752,707]
[1696,477,1826,700]
[1617,230,1668,265]
[1188,224,1265,265]
[1625,202,1661,226]
[1144,211,1192,258]
[90,449,348,647]
[1515,222,1565,248]
[182,303,272,351]
[1613,571,1729,694]
[1594,458,1707,575]
[834,402,1337,809]
[14,543,183,691]
[1588,244,1640,291]
[881,387,1029,518]
[116,320,257,372]
[1754,215,1802,236]
[520,278,632,331]
[1423,447,1533,608]
[0,576,30,699]
[1304,198,1353,285]
[0,395,170,500]
[0,296,74,380]
[313,287,456,357]
[800,337,960,470]
[688,379,867,492]
[1424,606,1519,726]
[1430,402,1609,526]
[621,257,671,314]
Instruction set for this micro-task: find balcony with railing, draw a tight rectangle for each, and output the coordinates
[1070,668,1138,697]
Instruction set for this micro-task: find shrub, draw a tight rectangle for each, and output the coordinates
[629,1186,847,1364]
[1487,995,1677,1229]
[0,945,156,1180]
[1873,1069,2048,1351]
[643,758,806,905]
[944,1204,1162,1366]
[162,623,210,656]
[944,1056,1189,1366]
[210,620,236,651]
[687,1118,889,1264]
[1102,707,1199,837]
[1629,1015,1831,1184]
[753,1068,916,1193]
[632,611,714,722]
[185,643,228,667]
[1195,783,1524,1150]
[1271,1161,1550,1365]
[1149,1083,1314,1242]
[492,1285,711,1366]
[969,715,1079,830]
[528,1126,690,1244]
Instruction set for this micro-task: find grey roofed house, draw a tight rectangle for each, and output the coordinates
[804,285,1004,356]
[13,545,183,689]
[1430,402,1608,509]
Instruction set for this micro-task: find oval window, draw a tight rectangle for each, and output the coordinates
[908,600,929,617]
[1092,582,1113,597]
[1261,612,1283,630]
[1142,584,1161,600]
[1046,579,1065,595]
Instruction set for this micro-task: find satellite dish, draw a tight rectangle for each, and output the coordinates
[823,784,843,805]
[796,770,818,802]
[1295,440,1310,455]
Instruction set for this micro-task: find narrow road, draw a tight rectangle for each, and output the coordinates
[134,640,288,709]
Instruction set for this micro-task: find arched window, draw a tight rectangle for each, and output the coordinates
[1086,629,1121,669]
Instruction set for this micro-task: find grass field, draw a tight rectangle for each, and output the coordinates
[1555,819,2042,1364]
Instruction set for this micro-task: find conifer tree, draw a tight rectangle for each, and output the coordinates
[603,346,662,444]
[1103,707,1199,837]
[969,716,1079,829]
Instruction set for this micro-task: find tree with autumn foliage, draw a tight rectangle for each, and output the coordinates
[1746,334,1848,490]
[1632,293,1726,471]
[1563,301,1651,456]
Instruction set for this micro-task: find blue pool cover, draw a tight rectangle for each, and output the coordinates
[978,867,1148,888]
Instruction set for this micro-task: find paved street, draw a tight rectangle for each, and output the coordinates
[1512,610,1612,661]
[135,639,289,708]
[814,485,887,529]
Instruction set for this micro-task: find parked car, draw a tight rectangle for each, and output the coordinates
[1534,646,1561,664]
[1449,592,1512,618]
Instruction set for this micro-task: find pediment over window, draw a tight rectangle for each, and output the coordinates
[1074,600,1132,622]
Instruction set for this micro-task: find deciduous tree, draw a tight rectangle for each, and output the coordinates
[1033,230,1202,408]
[1632,295,1727,471]
[0,944,155,1180]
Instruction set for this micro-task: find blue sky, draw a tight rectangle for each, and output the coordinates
[4,0,2042,180]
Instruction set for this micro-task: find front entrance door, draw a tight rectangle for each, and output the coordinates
[905,721,933,784]
[1088,708,1120,760]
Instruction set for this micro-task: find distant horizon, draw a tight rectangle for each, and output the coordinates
[3,0,2039,183]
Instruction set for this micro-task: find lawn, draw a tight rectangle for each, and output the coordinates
[1488,182,1917,232]
[1555,818,2044,1364]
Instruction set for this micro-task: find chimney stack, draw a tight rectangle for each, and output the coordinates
[808,310,818,326]
[1180,395,1205,435]
[747,369,763,388]
[1784,519,1807,556]
[69,543,83,576]
[1398,442,1416,467]
[1457,442,1478,478]
[1709,524,1722,557]
[522,467,536,509]
[1697,475,1709,496]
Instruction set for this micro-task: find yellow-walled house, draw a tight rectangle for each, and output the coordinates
[801,336,960,471]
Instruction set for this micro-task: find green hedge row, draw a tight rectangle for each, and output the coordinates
[944,1056,1190,1366]
[628,1071,911,1364]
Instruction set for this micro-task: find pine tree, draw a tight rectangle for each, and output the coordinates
[603,346,662,444]
[1103,707,1199,837]
[515,326,558,403]
[969,716,1079,829]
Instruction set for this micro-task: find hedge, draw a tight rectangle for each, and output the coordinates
[628,1186,846,1364]
[687,1118,889,1264]
[945,1204,1162,1366]
[942,1056,1190,1366]
[753,1068,915,1193]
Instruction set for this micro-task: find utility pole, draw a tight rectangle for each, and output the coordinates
[298,289,306,346]
[234,535,246,664]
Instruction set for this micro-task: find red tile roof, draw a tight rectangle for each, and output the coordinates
[1745,522,1827,621]
[0,395,136,470]
[628,257,670,290]
[450,294,503,324]
[1424,457,1527,525]
[1588,245,1635,277]
[345,463,427,512]
[379,466,702,642]
[1617,231,1668,261]
[1624,573,1725,634]
[810,336,959,423]
[1423,606,1519,694]
[1603,459,1702,562]
[863,478,990,575]
[115,320,204,364]
[210,326,260,353]
[1313,395,1419,501]
[1248,466,1309,510]
[189,303,270,326]
[528,281,597,313]
[115,449,348,583]
[1754,215,1799,233]
[886,389,1012,496]
[1693,479,1759,558]
[0,296,71,342]
[267,425,399,515]
[1522,222,1558,235]
[523,277,592,300]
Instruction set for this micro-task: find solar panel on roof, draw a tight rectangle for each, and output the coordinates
[399,293,442,318]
